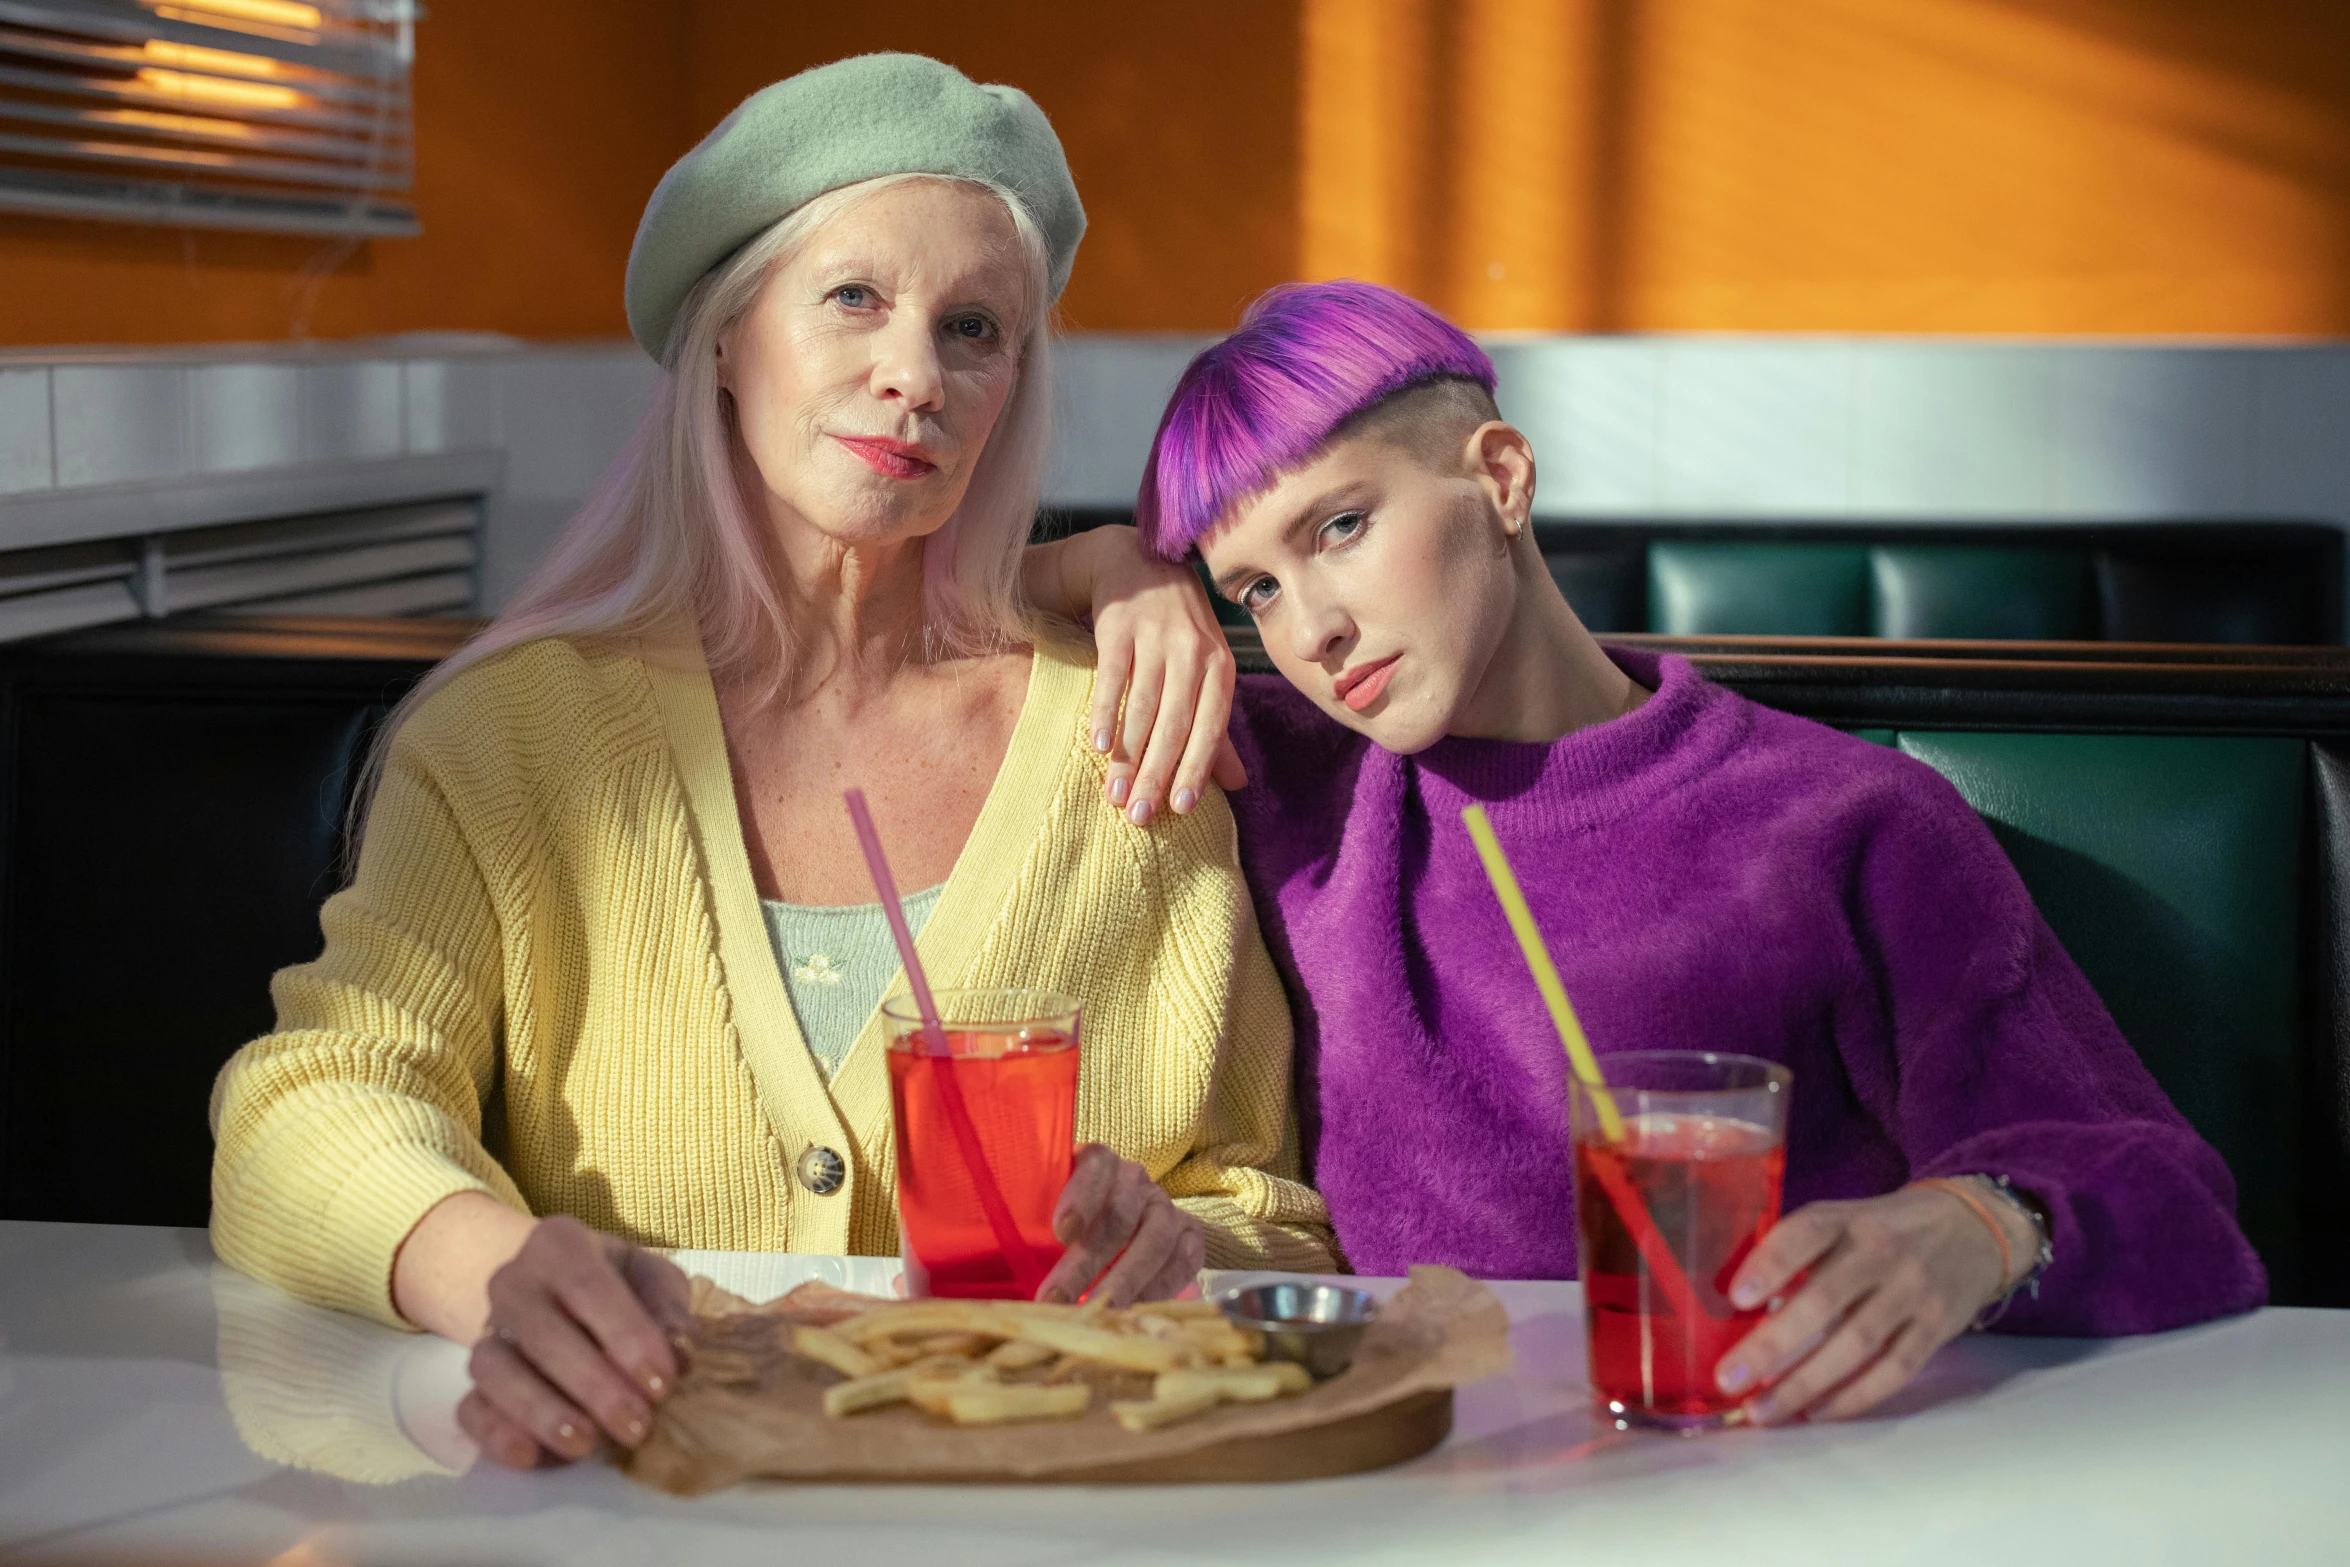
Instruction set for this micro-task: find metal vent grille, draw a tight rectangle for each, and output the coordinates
[0,495,474,643]
[0,0,415,236]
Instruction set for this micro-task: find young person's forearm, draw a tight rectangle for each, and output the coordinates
[390,1190,536,1342]
[1019,531,1097,620]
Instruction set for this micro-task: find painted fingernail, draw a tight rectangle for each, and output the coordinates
[622,1413,649,1443]
[555,1420,583,1448]
[1718,1361,1753,1393]
[644,1371,668,1398]
[1173,787,1198,814]
[1732,1282,1760,1309]
[1128,797,1154,826]
[1094,728,1113,753]
[1108,775,1129,806]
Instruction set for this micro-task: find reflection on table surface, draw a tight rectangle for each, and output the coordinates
[215,1246,910,1485]
[2,1219,2345,1567]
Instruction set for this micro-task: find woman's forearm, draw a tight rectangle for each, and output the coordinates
[1020,531,1095,620]
[391,1190,536,1342]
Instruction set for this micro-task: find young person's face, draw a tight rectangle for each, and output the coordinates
[1200,423,1531,754]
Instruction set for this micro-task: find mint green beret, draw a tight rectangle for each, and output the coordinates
[624,52,1087,361]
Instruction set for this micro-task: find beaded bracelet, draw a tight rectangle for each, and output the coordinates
[1914,1174,2054,1328]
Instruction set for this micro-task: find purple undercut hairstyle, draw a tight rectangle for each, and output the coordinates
[1135,280,1498,562]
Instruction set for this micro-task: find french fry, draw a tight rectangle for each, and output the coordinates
[907,1332,992,1359]
[790,1325,880,1380]
[823,1368,920,1417]
[1013,1318,1186,1372]
[821,1355,981,1417]
[1144,1299,1229,1319]
[837,1301,1042,1343]
[1154,1363,1311,1404]
[815,1294,1296,1431]
[985,1338,1057,1371]
[907,1367,997,1417]
[943,1383,1092,1425]
[1110,1386,1222,1432]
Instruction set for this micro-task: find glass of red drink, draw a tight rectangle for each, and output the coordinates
[1569,1051,1791,1433]
[882,988,1081,1300]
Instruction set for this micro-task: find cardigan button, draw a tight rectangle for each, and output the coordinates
[796,1145,846,1196]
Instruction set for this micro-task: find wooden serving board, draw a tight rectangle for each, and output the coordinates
[897,1388,1453,1486]
[629,1268,1509,1495]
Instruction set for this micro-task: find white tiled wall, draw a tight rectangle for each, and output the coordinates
[0,369,48,496]
[481,350,661,607]
[0,344,657,613]
[52,363,189,488]
[191,363,301,474]
[1051,336,2350,529]
[4,336,2347,620]
[299,361,405,464]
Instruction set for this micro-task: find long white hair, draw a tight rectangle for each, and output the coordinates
[353,174,1055,845]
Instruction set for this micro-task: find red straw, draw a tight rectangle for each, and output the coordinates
[1580,1137,1716,1326]
[843,789,1047,1299]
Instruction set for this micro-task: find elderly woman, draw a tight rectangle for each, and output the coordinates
[208,54,1331,1471]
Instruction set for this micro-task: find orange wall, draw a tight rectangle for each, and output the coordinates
[1304,0,2350,334]
[0,0,1301,347]
[680,1,1304,334]
[0,0,690,346]
[4,1,2346,344]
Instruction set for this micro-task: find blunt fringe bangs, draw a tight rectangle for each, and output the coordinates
[1135,280,1495,562]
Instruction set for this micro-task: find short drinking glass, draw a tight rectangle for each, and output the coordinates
[1569,1051,1792,1432]
[883,988,1081,1300]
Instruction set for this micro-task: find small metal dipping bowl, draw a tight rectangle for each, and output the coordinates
[1215,1282,1379,1379]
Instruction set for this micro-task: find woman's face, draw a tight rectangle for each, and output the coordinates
[718,179,1029,553]
[1198,427,1526,755]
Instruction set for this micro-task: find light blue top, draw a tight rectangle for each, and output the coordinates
[761,886,944,1077]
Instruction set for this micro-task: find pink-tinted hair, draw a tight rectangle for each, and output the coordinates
[1135,280,1496,561]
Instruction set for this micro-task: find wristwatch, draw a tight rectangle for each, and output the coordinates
[1969,1172,2055,1328]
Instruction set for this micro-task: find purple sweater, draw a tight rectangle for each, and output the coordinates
[1227,649,2265,1335]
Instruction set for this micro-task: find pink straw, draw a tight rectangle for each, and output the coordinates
[843,790,1048,1299]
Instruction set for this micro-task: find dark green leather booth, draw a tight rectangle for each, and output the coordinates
[1138,510,2344,643]
[1649,542,1872,637]
[1612,637,2350,1308]
[1,620,2344,1310]
[1538,522,2344,643]
[1874,731,2307,1296]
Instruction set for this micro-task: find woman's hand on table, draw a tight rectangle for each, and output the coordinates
[457,1215,693,1469]
[1026,523,1246,825]
[1716,1179,2039,1424]
[1037,1142,1208,1307]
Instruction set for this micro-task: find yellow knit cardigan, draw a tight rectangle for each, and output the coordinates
[209,635,1334,1327]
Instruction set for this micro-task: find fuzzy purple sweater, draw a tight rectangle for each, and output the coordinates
[1227,649,2266,1334]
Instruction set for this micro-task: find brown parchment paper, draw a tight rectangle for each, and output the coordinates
[624,1266,1513,1495]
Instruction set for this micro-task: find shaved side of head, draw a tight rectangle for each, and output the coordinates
[1333,377,1506,477]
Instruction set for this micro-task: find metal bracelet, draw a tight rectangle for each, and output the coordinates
[1967,1173,2055,1329]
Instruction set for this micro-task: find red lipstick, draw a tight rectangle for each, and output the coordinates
[834,435,938,480]
[1334,653,1400,713]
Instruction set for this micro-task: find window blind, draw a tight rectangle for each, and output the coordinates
[0,0,415,236]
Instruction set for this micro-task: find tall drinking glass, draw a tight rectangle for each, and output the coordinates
[883,988,1081,1300]
[1569,1051,1792,1432]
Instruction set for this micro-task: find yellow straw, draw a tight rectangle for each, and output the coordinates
[1461,805,1626,1142]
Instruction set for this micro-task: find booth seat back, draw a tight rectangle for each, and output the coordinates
[2,621,2344,1305]
[1860,730,2319,1302]
[0,624,432,1232]
[1537,522,2346,643]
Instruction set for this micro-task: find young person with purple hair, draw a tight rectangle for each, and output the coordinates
[1103,279,2263,1426]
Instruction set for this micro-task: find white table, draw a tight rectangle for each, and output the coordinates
[1,1220,2343,1566]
